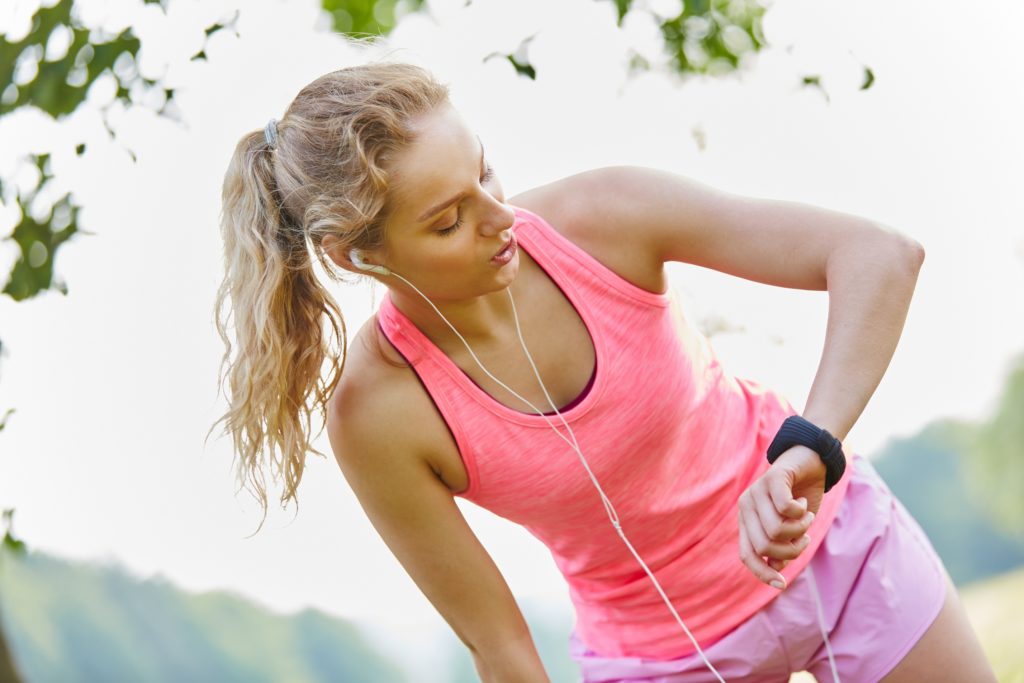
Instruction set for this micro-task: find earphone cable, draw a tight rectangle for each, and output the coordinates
[388,271,724,681]
[383,268,839,683]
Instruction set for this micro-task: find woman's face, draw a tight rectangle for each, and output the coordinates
[373,103,519,301]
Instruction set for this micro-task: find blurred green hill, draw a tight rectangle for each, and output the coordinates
[872,417,1024,585]
[3,523,1022,682]
[0,551,406,683]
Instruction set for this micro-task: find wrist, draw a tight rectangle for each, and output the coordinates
[789,444,827,477]
[766,415,847,492]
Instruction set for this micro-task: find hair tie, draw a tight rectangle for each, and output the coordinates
[264,118,279,149]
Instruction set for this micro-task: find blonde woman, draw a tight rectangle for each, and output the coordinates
[212,62,994,682]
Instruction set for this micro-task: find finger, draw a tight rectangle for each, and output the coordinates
[738,511,786,589]
[764,465,807,519]
[752,484,808,543]
[767,473,801,518]
[768,557,789,572]
[743,500,812,561]
[770,480,808,522]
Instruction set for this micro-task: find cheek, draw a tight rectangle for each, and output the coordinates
[416,237,477,275]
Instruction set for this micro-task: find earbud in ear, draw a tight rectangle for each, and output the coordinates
[349,249,391,276]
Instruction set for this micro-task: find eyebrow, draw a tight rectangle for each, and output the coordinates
[415,137,486,223]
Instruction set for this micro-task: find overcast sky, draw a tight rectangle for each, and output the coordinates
[1,0,1022,663]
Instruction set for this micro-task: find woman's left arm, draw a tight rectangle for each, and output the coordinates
[562,165,925,587]
[742,233,924,588]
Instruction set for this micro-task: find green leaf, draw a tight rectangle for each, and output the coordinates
[2,532,26,556]
[0,408,14,433]
[609,0,634,27]
[1,509,26,557]
[800,74,830,103]
[861,65,875,90]
[321,0,426,39]
[506,54,535,80]
[2,154,81,301]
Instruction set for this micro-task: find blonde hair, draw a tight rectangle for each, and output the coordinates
[209,61,451,534]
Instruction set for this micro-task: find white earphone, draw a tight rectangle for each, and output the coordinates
[350,248,391,276]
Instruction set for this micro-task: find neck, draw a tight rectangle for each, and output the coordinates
[387,281,521,354]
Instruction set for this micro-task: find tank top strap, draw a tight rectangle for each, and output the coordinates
[510,205,671,310]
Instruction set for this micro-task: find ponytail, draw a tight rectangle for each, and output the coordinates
[208,61,449,535]
[209,130,346,536]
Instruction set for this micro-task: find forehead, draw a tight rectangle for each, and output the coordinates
[386,104,480,221]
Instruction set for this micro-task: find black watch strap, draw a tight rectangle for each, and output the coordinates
[765,415,846,493]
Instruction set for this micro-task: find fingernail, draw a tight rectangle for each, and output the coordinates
[807,511,815,522]
[770,579,785,590]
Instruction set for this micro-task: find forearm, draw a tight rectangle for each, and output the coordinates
[470,632,550,683]
[801,234,925,442]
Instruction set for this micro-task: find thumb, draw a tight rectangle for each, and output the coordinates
[767,471,803,518]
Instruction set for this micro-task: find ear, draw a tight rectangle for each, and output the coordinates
[323,235,387,275]
[322,234,354,270]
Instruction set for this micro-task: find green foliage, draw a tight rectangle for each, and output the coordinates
[961,352,1024,540]
[0,0,232,303]
[505,51,537,80]
[320,0,874,111]
[0,1,144,118]
[657,0,767,76]
[0,551,407,683]
[0,409,14,433]
[321,0,426,38]
[861,65,875,90]
[2,154,82,301]
[1,509,26,557]
[1,0,867,306]
[872,418,1024,586]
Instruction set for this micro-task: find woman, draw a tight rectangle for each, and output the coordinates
[212,61,995,682]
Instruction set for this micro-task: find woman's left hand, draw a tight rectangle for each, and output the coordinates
[737,444,826,589]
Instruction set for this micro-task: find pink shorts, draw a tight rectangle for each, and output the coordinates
[568,455,949,682]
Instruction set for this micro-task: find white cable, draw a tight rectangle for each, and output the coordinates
[387,271,838,682]
[805,564,840,681]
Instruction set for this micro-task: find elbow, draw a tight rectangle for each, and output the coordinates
[906,238,925,266]
[901,238,925,276]
[876,232,924,278]
[869,222,925,274]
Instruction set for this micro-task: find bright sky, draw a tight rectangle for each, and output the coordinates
[1,0,1022,674]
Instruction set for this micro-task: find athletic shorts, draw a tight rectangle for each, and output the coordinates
[567,454,950,683]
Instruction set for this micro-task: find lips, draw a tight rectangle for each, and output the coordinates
[492,233,516,260]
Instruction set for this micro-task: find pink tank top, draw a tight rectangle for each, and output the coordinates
[375,205,854,659]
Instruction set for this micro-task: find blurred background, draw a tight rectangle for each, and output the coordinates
[1,0,1022,681]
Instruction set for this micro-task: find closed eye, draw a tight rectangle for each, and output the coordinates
[436,163,496,237]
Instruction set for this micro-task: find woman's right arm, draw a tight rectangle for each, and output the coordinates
[327,374,550,683]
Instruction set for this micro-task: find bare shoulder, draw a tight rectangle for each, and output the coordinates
[512,166,918,292]
[508,168,668,295]
[326,317,448,480]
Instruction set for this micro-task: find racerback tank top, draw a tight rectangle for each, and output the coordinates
[375,205,854,659]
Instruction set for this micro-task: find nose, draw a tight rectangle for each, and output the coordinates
[479,193,517,236]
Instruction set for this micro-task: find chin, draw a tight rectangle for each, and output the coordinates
[496,252,521,282]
